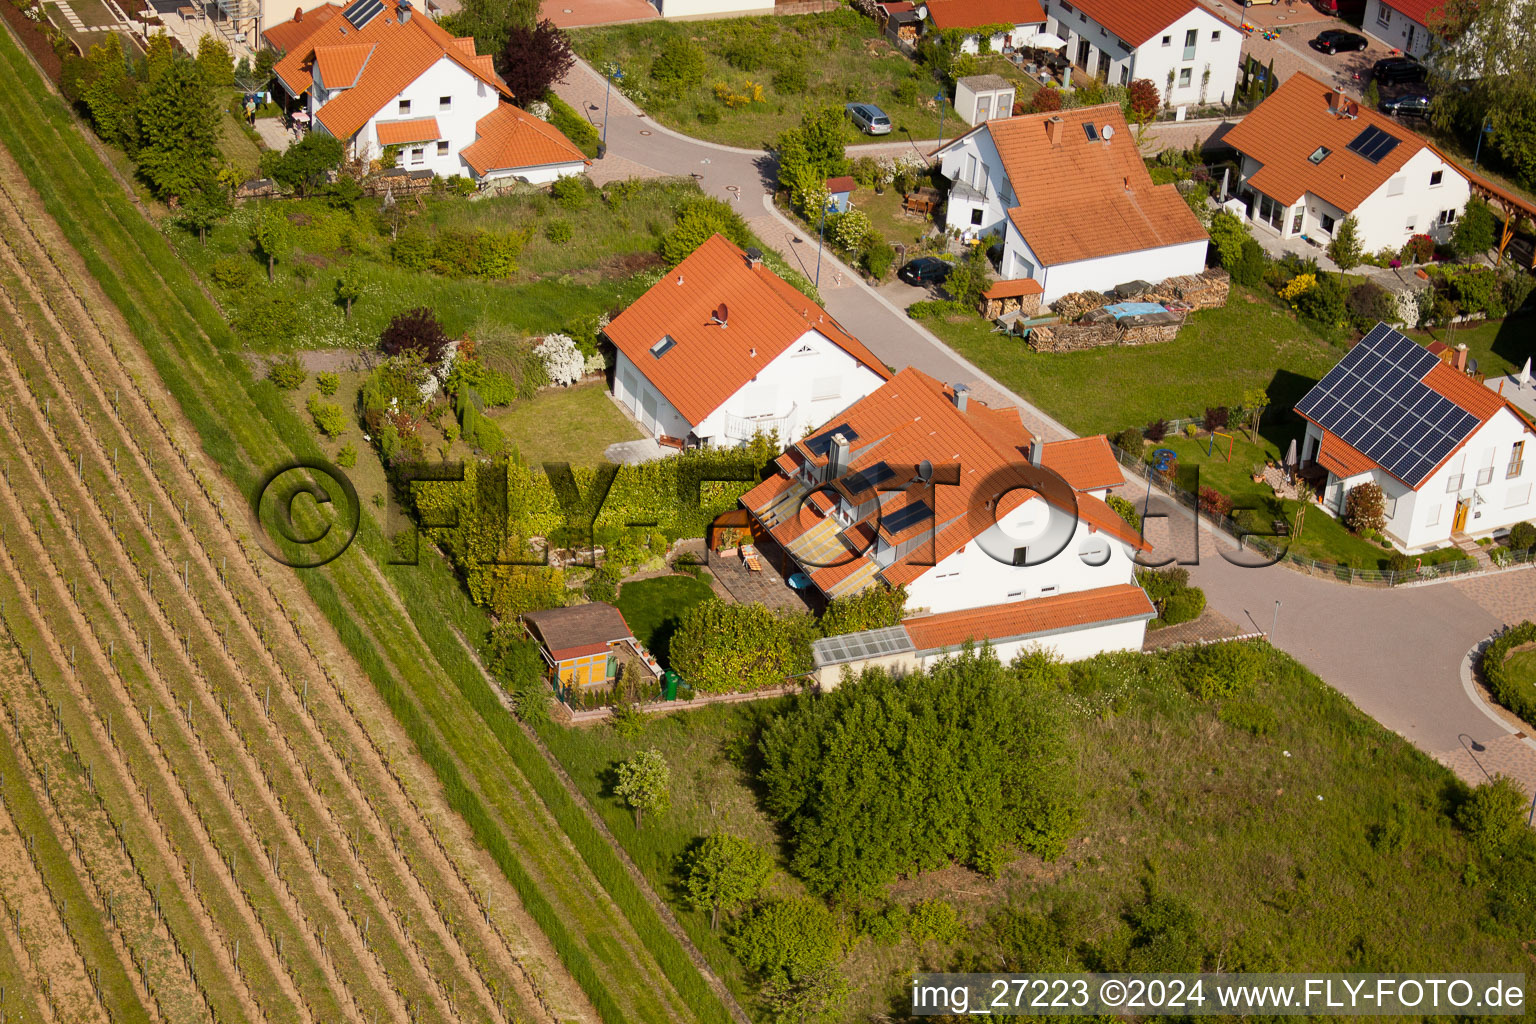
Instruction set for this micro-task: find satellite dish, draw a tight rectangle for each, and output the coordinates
[1101,124,1114,140]
[713,302,729,326]
[914,3,927,18]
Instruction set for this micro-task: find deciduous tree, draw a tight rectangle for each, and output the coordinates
[250,206,292,282]
[614,748,670,828]
[334,266,363,319]
[1326,214,1362,283]
[497,19,575,102]
[682,833,773,929]
[135,54,222,201]
[380,306,452,362]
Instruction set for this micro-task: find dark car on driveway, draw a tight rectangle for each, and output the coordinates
[1311,29,1368,54]
[1372,56,1428,84]
[1380,91,1432,118]
[898,256,952,286]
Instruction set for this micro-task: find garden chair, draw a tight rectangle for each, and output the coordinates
[740,545,763,573]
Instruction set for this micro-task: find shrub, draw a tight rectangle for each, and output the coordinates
[1196,486,1233,518]
[380,307,451,363]
[1207,210,1247,270]
[671,601,814,693]
[1450,196,1497,258]
[584,562,620,602]
[1113,427,1144,454]
[1143,419,1168,442]
[1342,482,1386,534]
[547,94,600,157]
[729,897,843,984]
[771,61,807,94]
[306,393,347,438]
[863,240,895,279]
[1480,620,1536,726]
[1506,521,1536,551]
[545,219,573,243]
[650,37,707,89]
[551,175,590,209]
[1347,281,1397,328]
[268,356,305,390]
[1231,237,1267,287]
[1402,233,1435,264]
[1202,406,1229,431]
[1106,494,1141,531]
[819,584,906,637]
[390,229,434,270]
[1294,272,1347,328]
[660,195,752,265]
[210,255,255,291]
[1160,586,1206,625]
[759,649,1077,895]
[1175,640,1265,700]
[1457,777,1530,857]
[1031,88,1062,112]
[908,899,962,946]
[893,76,918,105]
[336,442,358,467]
[316,371,340,396]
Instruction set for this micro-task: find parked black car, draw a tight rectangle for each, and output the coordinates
[1372,56,1428,84]
[1380,91,1432,117]
[898,256,952,286]
[1311,29,1368,54]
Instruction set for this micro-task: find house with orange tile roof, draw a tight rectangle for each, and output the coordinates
[740,368,1155,681]
[264,0,586,183]
[1361,0,1443,57]
[1294,324,1536,552]
[931,104,1208,303]
[922,0,1046,55]
[1222,73,1469,252]
[603,234,891,448]
[1038,0,1240,106]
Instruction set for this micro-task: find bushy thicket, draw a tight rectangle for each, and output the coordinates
[759,649,1078,895]
[670,601,815,693]
[817,584,906,637]
[389,225,530,278]
[1136,567,1204,627]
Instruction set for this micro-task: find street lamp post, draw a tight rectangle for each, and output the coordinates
[815,198,837,291]
[602,65,625,151]
[1270,600,1280,641]
[933,90,946,148]
[1472,113,1492,167]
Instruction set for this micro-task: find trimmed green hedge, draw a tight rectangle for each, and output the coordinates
[1481,622,1536,726]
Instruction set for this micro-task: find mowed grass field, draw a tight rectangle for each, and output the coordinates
[0,21,734,1024]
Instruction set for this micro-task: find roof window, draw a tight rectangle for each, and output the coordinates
[1308,146,1331,165]
[650,335,676,358]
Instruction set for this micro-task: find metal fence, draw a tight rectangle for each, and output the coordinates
[1109,445,1535,588]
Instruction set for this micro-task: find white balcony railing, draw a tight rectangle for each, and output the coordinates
[724,404,796,442]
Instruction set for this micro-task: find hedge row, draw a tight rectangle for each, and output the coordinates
[1481,621,1536,726]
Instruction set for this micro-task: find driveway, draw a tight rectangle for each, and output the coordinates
[551,56,1536,802]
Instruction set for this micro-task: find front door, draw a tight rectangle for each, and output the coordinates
[1076,39,1091,69]
[1453,498,1469,533]
[1406,25,1416,52]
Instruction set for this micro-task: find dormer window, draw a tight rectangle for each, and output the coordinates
[1308,146,1331,165]
[650,335,676,358]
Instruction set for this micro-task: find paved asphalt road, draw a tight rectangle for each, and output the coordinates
[554,59,1536,795]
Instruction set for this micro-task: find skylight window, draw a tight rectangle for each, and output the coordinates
[1083,123,1098,142]
[1309,146,1331,165]
[650,335,676,358]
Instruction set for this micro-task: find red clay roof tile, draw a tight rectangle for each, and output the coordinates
[375,115,440,144]
[925,0,1045,31]
[459,103,588,175]
[903,583,1154,651]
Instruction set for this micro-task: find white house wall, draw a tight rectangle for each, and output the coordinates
[1362,0,1431,58]
[1031,238,1208,304]
[481,159,586,185]
[915,616,1146,668]
[902,498,1139,616]
[955,20,1046,55]
[1040,1,1240,104]
[312,55,497,177]
[936,128,1013,239]
[615,330,885,448]
[657,0,771,17]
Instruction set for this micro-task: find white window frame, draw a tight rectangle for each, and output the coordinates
[439,95,452,110]
[409,146,425,166]
[1179,67,1192,87]
[1377,4,1391,26]
[1508,483,1532,508]
[1446,472,1464,492]
[398,99,411,115]
[1425,503,1442,526]
[1430,169,1443,187]
[436,140,449,156]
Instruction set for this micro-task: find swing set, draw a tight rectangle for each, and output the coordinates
[1203,431,1234,462]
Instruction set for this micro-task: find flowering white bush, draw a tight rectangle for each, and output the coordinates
[526,99,552,121]
[535,333,584,387]
[584,352,609,376]
[829,209,872,252]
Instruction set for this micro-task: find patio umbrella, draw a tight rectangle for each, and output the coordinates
[1283,438,1298,472]
[1520,357,1531,387]
[1028,31,1065,48]
[293,111,310,123]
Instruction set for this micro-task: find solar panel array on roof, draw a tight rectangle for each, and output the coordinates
[1295,323,1479,486]
[804,423,858,457]
[1345,125,1400,164]
[811,625,915,668]
[342,0,384,26]
[843,461,895,494]
[882,498,932,534]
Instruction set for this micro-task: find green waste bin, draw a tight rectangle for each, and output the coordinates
[663,670,680,701]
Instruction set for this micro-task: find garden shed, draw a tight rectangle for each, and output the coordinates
[522,603,642,690]
[825,176,856,213]
[979,277,1043,319]
[955,74,1016,126]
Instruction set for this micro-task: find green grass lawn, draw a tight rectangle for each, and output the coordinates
[852,185,935,252]
[571,10,954,149]
[1503,647,1536,693]
[489,382,642,467]
[537,646,1534,1022]
[925,285,1347,436]
[615,574,715,667]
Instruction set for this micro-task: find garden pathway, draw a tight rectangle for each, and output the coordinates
[555,54,1536,806]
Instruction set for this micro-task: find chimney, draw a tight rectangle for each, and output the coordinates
[1454,343,1469,373]
[294,5,302,19]
[397,0,412,23]
[1029,437,1043,466]
[1325,88,1339,113]
[1044,115,1063,146]
[745,246,764,267]
[829,433,850,478]
[952,383,969,412]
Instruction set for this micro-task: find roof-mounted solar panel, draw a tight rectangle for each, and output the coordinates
[343,0,384,28]
[1345,125,1400,163]
[804,423,857,457]
[882,499,932,534]
[843,461,895,494]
